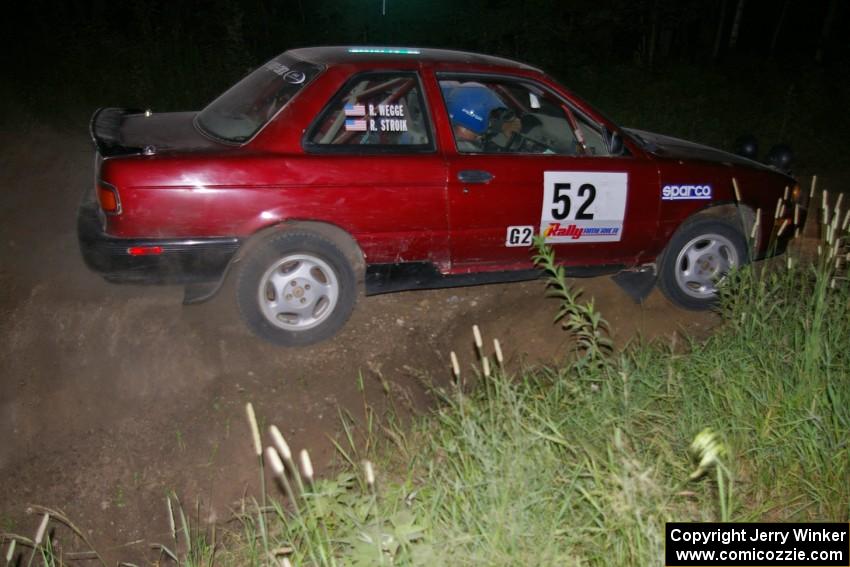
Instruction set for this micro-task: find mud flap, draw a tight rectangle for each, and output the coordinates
[183,282,221,304]
[611,268,657,304]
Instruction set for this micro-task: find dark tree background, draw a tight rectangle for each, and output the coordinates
[1,0,848,170]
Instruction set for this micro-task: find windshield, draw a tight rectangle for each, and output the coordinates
[195,54,322,143]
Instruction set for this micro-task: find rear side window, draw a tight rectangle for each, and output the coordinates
[305,72,434,152]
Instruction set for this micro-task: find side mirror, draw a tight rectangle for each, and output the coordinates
[603,126,624,156]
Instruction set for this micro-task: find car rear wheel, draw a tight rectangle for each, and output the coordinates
[658,217,748,310]
[236,232,356,345]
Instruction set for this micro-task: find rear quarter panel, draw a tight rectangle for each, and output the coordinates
[100,152,449,267]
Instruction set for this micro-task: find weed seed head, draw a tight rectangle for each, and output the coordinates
[270,425,293,464]
[450,351,460,382]
[472,324,483,351]
[266,446,285,477]
[5,539,15,563]
[363,460,375,487]
[732,178,742,202]
[750,210,761,240]
[689,428,726,480]
[34,513,49,546]
[299,449,314,483]
[481,357,491,378]
[246,403,262,457]
[493,338,504,366]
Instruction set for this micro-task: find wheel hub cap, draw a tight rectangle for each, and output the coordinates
[258,254,339,331]
[674,233,739,299]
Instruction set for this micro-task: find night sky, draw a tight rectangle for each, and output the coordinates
[0,0,847,170]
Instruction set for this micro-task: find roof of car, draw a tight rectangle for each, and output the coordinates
[287,46,542,72]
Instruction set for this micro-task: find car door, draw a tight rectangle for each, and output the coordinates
[436,75,659,273]
[302,70,451,270]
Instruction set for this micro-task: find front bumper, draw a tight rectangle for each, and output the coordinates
[77,201,241,284]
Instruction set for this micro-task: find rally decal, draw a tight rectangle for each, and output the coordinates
[661,184,712,200]
[344,102,409,133]
[541,171,628,243]
[506,225,534,247]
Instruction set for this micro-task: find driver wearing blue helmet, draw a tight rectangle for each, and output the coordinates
[444,83,520,152]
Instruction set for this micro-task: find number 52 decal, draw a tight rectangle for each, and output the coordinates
[540,171,628,243]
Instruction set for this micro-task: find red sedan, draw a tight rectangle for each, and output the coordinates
[79,46,805,345]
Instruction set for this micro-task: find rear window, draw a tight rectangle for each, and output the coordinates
[195,54,321,143]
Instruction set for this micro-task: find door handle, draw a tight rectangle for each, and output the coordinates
[457,170,494,184]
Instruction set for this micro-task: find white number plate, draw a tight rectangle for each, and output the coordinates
[540,171,628,243]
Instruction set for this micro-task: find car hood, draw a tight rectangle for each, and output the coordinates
[623,128,777,172]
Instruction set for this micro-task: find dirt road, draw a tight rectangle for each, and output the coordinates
[0,125,716,562]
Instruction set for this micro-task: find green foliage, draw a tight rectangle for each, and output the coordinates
[154,493,218,566]
[219,206,848,564]
[532,235,613,369]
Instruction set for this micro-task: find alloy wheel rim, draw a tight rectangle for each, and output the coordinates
[258,254,339,331]
[674,233,739,299]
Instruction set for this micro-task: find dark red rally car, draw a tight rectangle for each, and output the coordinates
[79,46,806,345]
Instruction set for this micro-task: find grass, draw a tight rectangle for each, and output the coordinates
[2,195,848,565]
[190,191,843,565]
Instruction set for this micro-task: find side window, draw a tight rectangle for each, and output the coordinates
[438,77,611,157]
[305,73,433,152]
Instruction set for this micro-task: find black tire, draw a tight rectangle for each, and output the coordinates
[236,231,356,346]
[657,217,748,310]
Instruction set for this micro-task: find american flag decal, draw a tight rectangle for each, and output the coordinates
[345,119,367,132]
[344,103,366,117]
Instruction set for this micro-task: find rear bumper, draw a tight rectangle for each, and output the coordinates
[77,201,240,284]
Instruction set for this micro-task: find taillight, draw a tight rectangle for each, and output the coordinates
[97,181,121,215]
[127,246,163,256]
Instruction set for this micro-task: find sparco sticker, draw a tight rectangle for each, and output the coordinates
[661,184,713,200]
[540,172,628,243]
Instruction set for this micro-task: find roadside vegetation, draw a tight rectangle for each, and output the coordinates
[4,185,848,565]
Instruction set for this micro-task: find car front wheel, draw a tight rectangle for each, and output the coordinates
[236,232,356,345]
[658,217,748,310]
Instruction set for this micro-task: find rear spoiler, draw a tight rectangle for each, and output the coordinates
[89,107,144,157]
